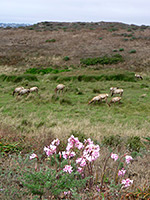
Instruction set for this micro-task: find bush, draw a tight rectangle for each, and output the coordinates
[98,37,103,40]
[63,56,70,61]
[119,48,124,52]
[102,135,122,147]
[129,49,136,54]
[45,39,56,42]
[80,54,124,66]
[126,136,144,152]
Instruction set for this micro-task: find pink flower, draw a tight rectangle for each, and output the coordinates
[80,158,87,167]
[62,151,76,159]
[76,157,86,167]
[121,178,133,188]
[83,144,100,162]
[118,168,126,177]
[63,165,73,174]
[51,139,60,146]
[64,191,71,195]
[75,141,84,150]
[30,153,38,160]
[44,145,57,156]
[77,167,83,173]
[125,155,133,164]
[111,153,119,161]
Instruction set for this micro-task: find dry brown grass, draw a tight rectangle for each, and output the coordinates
[0,23,150,73]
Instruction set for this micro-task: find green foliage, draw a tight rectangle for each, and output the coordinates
[126,136,144,152]
[21,163,88,198]
[119,48,124,51]
[102,135,122,147]
[80,54,124,66]
[0,141,23,155]
[98,37,103,40]
[63,56,70,61]
[113,49,118,52]
[0,74,38,82]
[109,28,118,32]
[129,49,136,54]
[59,98,72,105]
[142,136,150,145]
[45,39,56,42]
[25,67,70,75]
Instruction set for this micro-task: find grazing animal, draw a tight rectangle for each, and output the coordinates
[13,87,24,96]
[88,94,109,105]
[17,89,30,96]
[108,97,122,107]
[135,74,143,80]
[111,88,123,97]
[55,84,65,94]
[30,87,38,93]
[110,87,118,93]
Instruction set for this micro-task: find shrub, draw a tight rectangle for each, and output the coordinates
[119,48,124,52]
[80,54,124,66]
[102,135,122,147]
[129,49,136,54]
[126,136,144,152]
[98,37,103,40]
[45,39,56,42]
[63,56,70,61]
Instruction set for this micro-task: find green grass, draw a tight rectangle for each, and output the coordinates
[0,69,150,142]
[80,54,124,66]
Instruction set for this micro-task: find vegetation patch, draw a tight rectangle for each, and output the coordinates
[25,67,70,75]
[0,74,38,82]
[45,39,56,42]
[80,54,124,66]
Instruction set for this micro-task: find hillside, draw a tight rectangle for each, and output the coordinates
[0,21,150,74]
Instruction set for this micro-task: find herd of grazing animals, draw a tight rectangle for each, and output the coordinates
[12,73,143,107]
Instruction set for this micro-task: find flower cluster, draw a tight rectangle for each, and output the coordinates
[125,155,133,164]
[118,168,126,177]
[111,153,119,161]
[44,138,60,156]
[122,178,133,188]
[111,152,133,188]
[63,165,73,174]
[75,138,100,173]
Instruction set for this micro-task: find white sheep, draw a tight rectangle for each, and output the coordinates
[13,87,24,96]
[55,84,65,94]
[110,87,118,93]
[135,74,143,80]
[108,97,122,107]
[111,88,123,97]
[30,87,38,94]
[88,94,109,104]
[88,95,101,105]
[17,89,30,96]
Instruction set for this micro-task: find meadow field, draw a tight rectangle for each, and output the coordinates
[0,22,150,199]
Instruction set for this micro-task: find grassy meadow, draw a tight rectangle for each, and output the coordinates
[1,68,150,145]
[0,22,150,199]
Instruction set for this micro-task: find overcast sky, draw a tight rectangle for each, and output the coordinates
[0,0,150,25]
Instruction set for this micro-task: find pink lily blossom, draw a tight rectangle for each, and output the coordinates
[125,155,133,164]
[30,153,38,160]
[122,178,133,188]
[111,153,119,161]
[118,168,126,177]
[63,165,73,174]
